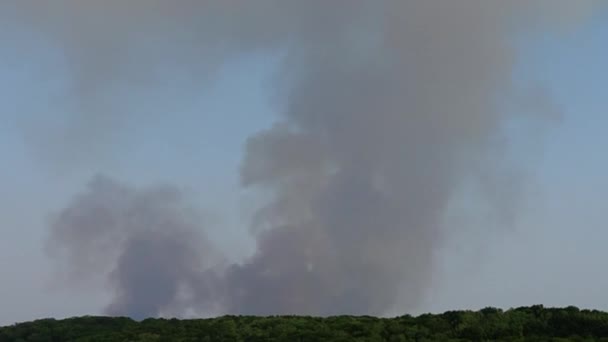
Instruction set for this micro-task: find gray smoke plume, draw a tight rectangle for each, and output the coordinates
[15,0,601,318]
[47,176,216,319]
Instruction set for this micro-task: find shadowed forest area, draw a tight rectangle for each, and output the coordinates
[2,306,608,341]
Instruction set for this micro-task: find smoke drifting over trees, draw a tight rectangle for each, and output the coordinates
[8,0,601,318]
[47,176,215,319]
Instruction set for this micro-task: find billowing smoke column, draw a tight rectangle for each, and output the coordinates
[20,0,600,318]
[47,176,216,319]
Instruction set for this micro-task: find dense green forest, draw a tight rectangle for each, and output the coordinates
[2,306,608,341]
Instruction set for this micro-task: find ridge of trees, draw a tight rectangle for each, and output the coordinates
[2,305,608,341]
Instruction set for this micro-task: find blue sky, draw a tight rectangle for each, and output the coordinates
[1,4,608,325]
[421,10,608,313]
[0,43,277,323]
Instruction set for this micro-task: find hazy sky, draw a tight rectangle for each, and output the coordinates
[1,2,608,325]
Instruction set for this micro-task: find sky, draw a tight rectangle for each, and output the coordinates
[423,13,608,312]
[1,2,608,325]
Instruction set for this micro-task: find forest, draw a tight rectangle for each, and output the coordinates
[2,306,608,341]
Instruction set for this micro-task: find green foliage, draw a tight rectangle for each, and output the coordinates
[2,306,608,341]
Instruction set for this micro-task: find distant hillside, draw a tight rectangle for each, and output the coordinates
[2,306,608,341]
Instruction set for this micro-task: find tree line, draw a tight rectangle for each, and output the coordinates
[2,305,608,341]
